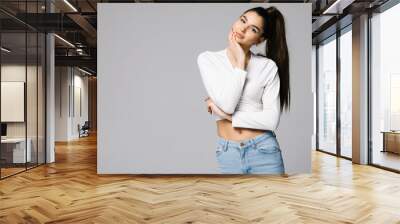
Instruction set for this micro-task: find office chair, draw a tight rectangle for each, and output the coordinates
[79,121,90,138]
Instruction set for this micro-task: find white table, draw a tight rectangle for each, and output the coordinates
[1,138,32,163]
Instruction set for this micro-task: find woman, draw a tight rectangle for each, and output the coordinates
[197,7,290,174]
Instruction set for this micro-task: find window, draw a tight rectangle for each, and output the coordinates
[317,35,337,154]
[340,28,352,158]
[370,2,400,171]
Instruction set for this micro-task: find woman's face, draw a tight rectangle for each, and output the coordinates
[230,11,265,48]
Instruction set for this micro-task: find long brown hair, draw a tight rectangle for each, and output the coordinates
[244,6,290,112]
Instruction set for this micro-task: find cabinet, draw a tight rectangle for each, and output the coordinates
[381,131,400,154]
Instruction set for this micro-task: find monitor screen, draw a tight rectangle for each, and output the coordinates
[1,123,7,137]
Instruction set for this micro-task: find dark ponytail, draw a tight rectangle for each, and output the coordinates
[244,6,290,112]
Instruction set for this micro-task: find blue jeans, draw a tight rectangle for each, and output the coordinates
[216,131,285,174]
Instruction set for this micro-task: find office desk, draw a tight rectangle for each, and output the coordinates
[1,138,32,164]
[381,131,400,154]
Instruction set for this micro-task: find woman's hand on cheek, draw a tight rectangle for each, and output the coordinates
[228,28,246,69]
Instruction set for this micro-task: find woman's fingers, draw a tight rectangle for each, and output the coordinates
[229,30,236,47]
[228,32,233,47]
[233,34,240,47]
[229,32,241,56]
[205,99,213,114]
[207,105,212,114]
[230,31,236,42]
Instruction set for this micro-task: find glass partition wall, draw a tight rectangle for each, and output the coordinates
[316,0,400,172]
[316,26,353,159]
[317,35,337,155]
[370,2,400,172]
[0,30,27,177]
[0,1,46,179]
[339,26,352,159]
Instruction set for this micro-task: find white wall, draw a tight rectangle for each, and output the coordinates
[72,72,89,138]
[55,67,89,141]
[98,3,312,174]
[55,66,69,141]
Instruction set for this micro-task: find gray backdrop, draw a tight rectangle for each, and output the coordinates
[98,3,312,174]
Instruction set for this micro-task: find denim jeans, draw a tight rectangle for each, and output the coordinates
[216,131,285,174]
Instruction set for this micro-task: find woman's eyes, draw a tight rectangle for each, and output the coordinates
[240,18,258,33]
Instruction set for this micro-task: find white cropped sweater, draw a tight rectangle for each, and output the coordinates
[197,48,281,131]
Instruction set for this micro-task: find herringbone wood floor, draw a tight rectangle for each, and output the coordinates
[1,132,400,224]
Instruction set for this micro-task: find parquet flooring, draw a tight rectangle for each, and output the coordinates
[0,167,26,178]
[1,132,400,223]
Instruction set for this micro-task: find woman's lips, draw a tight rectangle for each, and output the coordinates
[234,32,244,39]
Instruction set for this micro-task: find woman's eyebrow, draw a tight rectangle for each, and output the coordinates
[242,15,261,32]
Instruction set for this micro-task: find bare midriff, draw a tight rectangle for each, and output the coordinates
[216,119,266,142]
